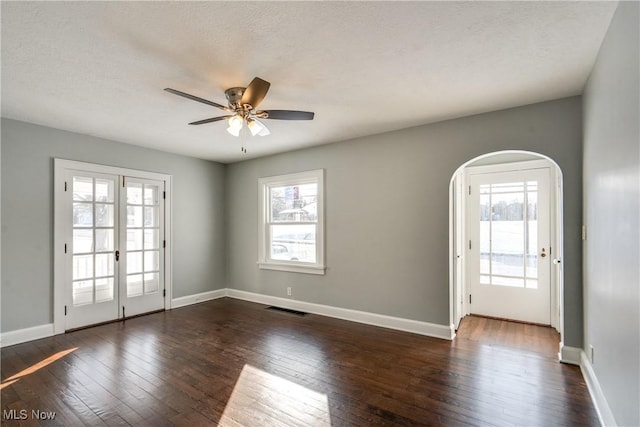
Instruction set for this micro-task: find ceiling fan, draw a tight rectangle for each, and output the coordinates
[165,77,314,138]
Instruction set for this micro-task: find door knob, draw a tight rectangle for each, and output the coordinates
[540,248,547,258]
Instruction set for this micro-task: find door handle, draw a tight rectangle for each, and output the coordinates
[540,248,547,258]
[115,250,120,261]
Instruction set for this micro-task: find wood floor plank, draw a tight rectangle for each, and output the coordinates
[2,298,598,426]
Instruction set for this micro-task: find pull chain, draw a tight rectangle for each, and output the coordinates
[240,127,248,154]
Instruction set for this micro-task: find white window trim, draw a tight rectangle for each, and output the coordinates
[258,169,325,275]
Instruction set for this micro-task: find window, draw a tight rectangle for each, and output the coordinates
[258,169,325,274]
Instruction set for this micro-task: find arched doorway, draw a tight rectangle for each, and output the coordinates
[449,151,564,345]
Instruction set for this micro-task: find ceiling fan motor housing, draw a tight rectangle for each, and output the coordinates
[225,87,246,109]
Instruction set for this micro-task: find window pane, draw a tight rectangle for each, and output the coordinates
[144,272,159,294]
[95,278,114,302]
[95,253,114,277]
[144,229,159,249]
[479,193,490,276]
[73,255,93,280]
[491,188,525,279]
[127,274,143,297]
[127,183,143,204]
[271,183,317,223]
[95,179,114,202]
[127,206,143,227]
[95,204,114,227]
[526,184,538,280]
[144,185,159,205]
[527,182,538,220]
[73,280,93,306]
[73,203,93,227]
[144,250,159,272]
[73,229,93,253]
[127,229,143,251]
[270,224,316,263]
[491,187,524,221]
[73,176,93,202]
[127,252,143,274]
[144,207,159,227]
[95,229,114,252]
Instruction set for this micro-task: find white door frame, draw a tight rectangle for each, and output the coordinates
[53,158,173,334]
[449,152,564,340]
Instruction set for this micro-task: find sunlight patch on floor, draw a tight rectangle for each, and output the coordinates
[219,364,331,426]
[1,347,78,389]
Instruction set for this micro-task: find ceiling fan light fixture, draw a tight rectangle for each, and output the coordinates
[247,118,270,137]
[226,126,241,137]
[227,115,243,137]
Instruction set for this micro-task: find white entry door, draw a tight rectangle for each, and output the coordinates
[467,168,551,324]
[65,171,166,330]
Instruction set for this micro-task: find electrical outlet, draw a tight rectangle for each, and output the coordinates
[287,287,292,296]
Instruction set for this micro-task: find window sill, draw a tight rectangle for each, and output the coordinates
[258,262,325,275]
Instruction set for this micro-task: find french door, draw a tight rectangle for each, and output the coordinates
[467,167,551,324]
[65,171,166,330]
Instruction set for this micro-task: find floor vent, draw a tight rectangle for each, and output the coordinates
[266,306,308,316]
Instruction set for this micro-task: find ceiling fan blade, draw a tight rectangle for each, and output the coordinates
[241,77,270,108]
[260,110,315,120]
[164,88,230,111]
[189,116,233,125]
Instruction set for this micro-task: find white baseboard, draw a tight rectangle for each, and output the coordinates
[580,350,617,427]
[0,289,227,347]
[559,344,582,365]
[171,289,226,309]
[0,323,55,348]
[226,289,455,340]
[560,344,617,425]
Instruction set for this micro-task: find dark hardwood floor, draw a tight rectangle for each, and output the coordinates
[1,298,598,426]
[455,314,562,357]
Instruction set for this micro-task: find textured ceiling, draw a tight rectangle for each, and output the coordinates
[1,1,617,163]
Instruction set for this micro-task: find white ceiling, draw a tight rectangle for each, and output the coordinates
[1,1,617,163]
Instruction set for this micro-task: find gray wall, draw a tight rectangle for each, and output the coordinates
[583,2,640,425]
[226,96,585,346]
[1,118,227,332]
